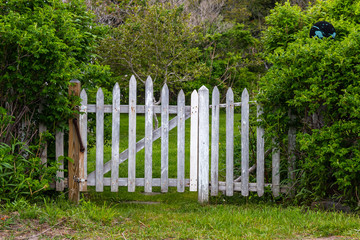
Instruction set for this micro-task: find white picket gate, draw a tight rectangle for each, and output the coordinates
[54,76,283,203]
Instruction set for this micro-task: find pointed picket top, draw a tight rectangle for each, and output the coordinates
[97,87,104,98]
[146,76,153,87]
[113,83,120,108]
[130,75,136,83]
[178,89,185,100]
[80,89,87,101]
[191,89,198,98]
[212,86,219,96]
[113,82,120,93]
[145,76,153,108]
[199,85,209,92]
[242,88,249,98]
[162,83,169,95]
[226,87,234,99]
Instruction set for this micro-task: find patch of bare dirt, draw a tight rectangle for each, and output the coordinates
[0,217,77,240]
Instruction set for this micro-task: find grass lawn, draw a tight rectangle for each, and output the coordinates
[1,191,360,239]
[1,112,359,239]
[87,112,243,180]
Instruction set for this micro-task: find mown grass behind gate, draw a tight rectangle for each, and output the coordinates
[87,112,242,181]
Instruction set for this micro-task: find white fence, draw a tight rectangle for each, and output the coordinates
[54,76,284,203]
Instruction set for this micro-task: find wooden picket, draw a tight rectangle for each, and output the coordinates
[39,123,47,166]
[79,89,88,192]
[226,88,234,196]
[96,88,104,192]
[241,88,249,196]
[161,84,169,192]
[256,105,265,197]
[198,86,209,203]
[145,77,153,193]
[210,87,219,196]
[128,76,137,192]
[190,90,199,192]
[55,130,64,191]
[111,83,120,192]
[52,76,289,204]
[177,90,185,192]
[272,139,280,197]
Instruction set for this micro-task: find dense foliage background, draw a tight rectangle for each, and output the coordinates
[0,0,107,143]
[0,0,108,200]
[1,0,359,207]
[259,0,360,205]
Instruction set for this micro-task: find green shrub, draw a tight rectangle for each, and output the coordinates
[258,0,360,205]
[0,141,59,202]
[0,0,108,144]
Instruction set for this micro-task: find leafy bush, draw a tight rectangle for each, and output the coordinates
[0,141,59,202]
[97,3,208,101]
[0,0,108,144]
[258,0,360,205]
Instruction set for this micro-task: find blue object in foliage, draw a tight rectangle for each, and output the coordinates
[310,21,336,39]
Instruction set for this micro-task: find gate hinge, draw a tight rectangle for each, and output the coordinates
[74,176,87,183]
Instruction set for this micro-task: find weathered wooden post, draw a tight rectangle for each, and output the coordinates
[128,76,137,192]
[210,87,219,196]
[68,79,81,203]
[177,90,185,192]
[241,88,249,196]
[226,88,234,196]
[272,140,280,197]
[144,77,153,193]
[256,105,265,197]
[288,109,296,197]
[198,86,209,203]
[190,90,199,192]
[79,89,88,192]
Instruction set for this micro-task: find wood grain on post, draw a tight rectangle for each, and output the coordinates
[39,123,47,166]
[177,90,185,192]
[198,86,209,203]
[211,87,220,196]
[111,83,120,192]
[256,105,265,197]
[128,76,137,192]
[190,90,199,192]
[145,77,153,193]
[56,130,64,191]
[161,84,169,192]
[226,88,234,196]
[79,89,88,192]
[38,105,47,166]
[96,88,104,192]
[68,79,81,203]
[272,139,280,197]
[241,88,249,196]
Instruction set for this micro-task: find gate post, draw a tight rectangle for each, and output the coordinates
[68,79,81,204]
[198,86,209,204]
